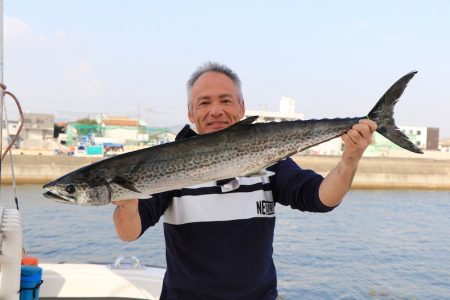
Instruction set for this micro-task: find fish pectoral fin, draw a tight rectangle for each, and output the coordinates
[244,169,275,177]
[112,177,141,193]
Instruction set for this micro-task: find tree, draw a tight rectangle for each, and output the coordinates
[54,123,66,138]
[75,118,98,125]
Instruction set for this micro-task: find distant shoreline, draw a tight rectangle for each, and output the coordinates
[1,154,450,190]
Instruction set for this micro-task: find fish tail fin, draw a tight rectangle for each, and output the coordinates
[367,71,423,154]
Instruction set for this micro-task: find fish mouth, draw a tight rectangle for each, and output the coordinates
[43,191,76,204]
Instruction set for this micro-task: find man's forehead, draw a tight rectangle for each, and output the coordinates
[195,93,235,100]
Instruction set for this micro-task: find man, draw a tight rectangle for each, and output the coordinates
[113,62,377,299]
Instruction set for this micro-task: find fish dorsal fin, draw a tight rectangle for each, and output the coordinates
[112,177,141,193]
[227,116,259,130]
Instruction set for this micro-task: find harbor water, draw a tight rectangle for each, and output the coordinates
[1,185,449,299]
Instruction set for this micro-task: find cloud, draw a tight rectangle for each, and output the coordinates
[4,16,34,41]
[4,16,69,49]
[64,59,106,99]
[4,16,106,112]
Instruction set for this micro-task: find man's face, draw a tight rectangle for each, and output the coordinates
[188,71,245,134]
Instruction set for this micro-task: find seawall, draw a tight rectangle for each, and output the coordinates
[1,154,450,190]
[292,155,450,190]
[1,155,103,185]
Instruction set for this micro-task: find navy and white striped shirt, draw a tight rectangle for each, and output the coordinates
[138,126,335,300]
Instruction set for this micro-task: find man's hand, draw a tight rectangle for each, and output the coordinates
[341,119,377,166]
[112,199,141,242]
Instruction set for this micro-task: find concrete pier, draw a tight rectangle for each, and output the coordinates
[1,155,102,185]
[293,155,450,190]
[1,154,450,190]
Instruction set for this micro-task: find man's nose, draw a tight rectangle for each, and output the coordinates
[210,103,224,116]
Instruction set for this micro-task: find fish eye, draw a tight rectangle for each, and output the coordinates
[66,185,76,194]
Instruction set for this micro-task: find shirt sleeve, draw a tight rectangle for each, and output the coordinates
[268,157,336,212]
[137,125,195,237]
[138,191,173,236]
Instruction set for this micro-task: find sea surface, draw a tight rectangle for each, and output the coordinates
[1,185,449,299]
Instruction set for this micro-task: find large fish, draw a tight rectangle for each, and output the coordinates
[43,71,422,205]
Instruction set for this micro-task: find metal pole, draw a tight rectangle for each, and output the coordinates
[0,0,5,180]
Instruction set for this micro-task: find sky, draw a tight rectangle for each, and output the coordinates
[3,0,450,137]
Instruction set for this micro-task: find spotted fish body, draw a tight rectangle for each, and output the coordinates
[43,71,422,205]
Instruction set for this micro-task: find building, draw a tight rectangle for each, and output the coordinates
[100,116,147,145]
[64,115,179,150]
[397,126,439,150]
[245,97,304,123]
[147,130,176,146]
[21,113,54,141]
[279,96,295,114]
[1,120,21,148]
[439,138,450,152]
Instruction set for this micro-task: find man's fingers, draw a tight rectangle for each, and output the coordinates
[342,133,356,146]
[349,120,377,143]
[353,125,371,141]
[343,121,376,149]
[359,119,377,134]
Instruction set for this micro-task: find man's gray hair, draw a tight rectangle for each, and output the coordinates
[187,62,243,112]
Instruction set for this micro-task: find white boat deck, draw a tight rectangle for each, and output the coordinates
[1,205,165,299]
[40,261,165,299]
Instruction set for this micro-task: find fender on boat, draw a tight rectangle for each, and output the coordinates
[0,206,22,300]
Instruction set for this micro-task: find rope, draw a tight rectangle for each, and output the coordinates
[0,85,25,211]
[17,280,44,298]
[1,90,24,161]
[3,100,19,210]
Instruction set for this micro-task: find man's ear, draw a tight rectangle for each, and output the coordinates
[240,99,246,118]
[188,110,195,123]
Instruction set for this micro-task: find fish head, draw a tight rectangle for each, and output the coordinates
[43,178,111,206]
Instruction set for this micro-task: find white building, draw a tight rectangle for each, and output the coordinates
[398,126,426,149]
[245,96,304,122]
[21,113,54,141]
[100,117,146,145]
[279,96,295,114]
[1,120,21,148]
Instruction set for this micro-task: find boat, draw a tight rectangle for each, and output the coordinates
[39,258,165,299]
[0,3,165,298]
[0,207,165,299]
